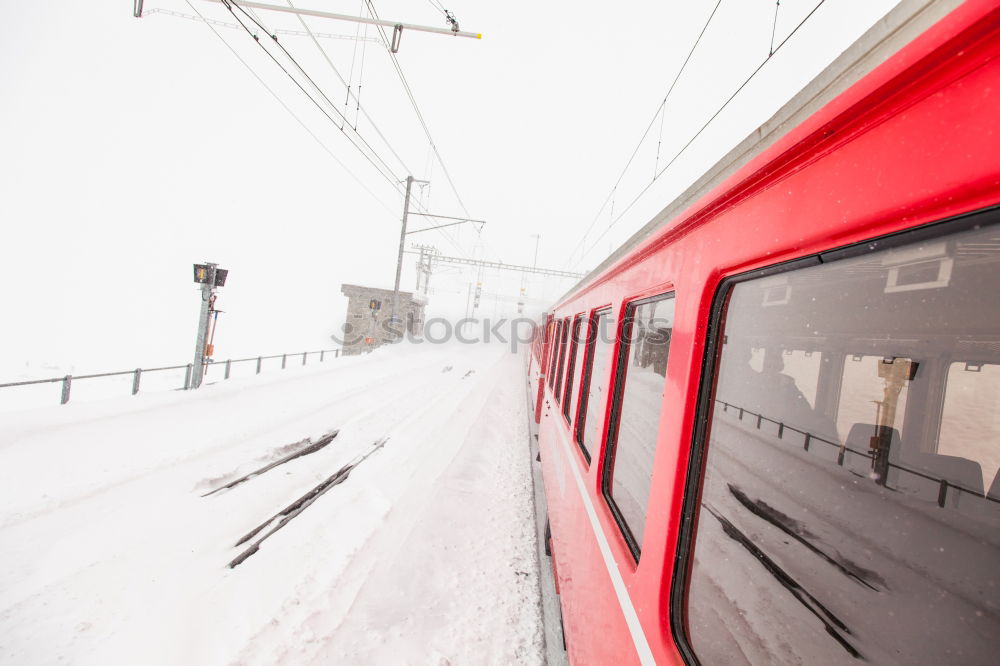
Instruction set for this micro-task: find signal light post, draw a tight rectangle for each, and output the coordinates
[191,262,228,389]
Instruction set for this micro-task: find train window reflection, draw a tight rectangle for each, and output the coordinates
[603,294,674,558]
[578,309,614,461]
[563,316,586,424]
[554,319,569,403]
[940,362,1000,494]
[686,221,1000,665]
[836,355,911,446]
[548,320,561,389]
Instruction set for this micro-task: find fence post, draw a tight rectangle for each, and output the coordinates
[777,422,784,439]
[60,375,72,404]
[225,359,232,380]
[132,368,142,395]
[937,479,949,508]
[184,364,193,390]
[335,349,340,358]
[281,354,287,369]
[256,356,262,374]
[803,433,811,451]
[320,350,325,362]
[302,352,307,366]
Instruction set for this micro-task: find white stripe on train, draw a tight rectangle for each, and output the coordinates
[550,418,657,665]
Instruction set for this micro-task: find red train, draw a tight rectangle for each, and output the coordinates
[529,2,1000,663]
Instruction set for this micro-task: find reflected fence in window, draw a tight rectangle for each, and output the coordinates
[0,348,342,408]
[716,399,999,509]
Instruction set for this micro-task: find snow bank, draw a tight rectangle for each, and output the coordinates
[0,341,544,665]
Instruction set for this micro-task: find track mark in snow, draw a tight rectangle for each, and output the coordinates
[228,437,388,569]
[705,503,863,659]
[201,430,340,497]
[726,483,885,591]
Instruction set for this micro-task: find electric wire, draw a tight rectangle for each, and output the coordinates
[236,0,475,260]
[181,0,398,219]
[225,1,405,189]
[363,0,477,259]
[573,0,828,268]
[344,0,365,128]
[188,0,474,264]
[144,7,381,41]
[770,0,781,55]
[352,9,370,129]
[365,0,474,223]
[563,0,723,269]
[282,0,415,182]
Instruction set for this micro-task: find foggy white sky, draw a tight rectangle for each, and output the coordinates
[0,0,899,375]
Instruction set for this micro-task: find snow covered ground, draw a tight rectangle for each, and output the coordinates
[0,341,545,665]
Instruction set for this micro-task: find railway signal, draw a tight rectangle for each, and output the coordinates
[191,262,228,389]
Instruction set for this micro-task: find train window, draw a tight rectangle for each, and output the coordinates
[548,320,561,389]
[939,362,1000,494]
[602,294,674,558]
[681,217,1000,665]
[554,318,570,403]
[577,308,614,462]
[563,315,586,424]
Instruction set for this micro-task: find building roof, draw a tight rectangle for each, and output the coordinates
[340,283,424,304]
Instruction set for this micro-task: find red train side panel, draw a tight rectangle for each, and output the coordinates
[532,2,1000,663]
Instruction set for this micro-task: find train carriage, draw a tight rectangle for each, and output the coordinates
[529,1,1000,663]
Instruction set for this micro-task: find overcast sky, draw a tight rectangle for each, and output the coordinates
[0,0,900,376]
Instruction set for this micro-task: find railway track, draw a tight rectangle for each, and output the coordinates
[201,430,340,497]
[227,437,389,569]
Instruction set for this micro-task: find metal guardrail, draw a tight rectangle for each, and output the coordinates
[0,348,342,406]
[717,400,999,509]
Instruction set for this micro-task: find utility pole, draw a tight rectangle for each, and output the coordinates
[191,262,228,389]
[391,177,484,338]
[518,234,541,314]
[391,176,422,338]
[413,244,438,294]
[472,266,484,318]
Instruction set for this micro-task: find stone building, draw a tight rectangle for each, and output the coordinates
[340,284,426,355]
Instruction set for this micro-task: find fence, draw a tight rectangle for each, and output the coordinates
[0,348,342,408]
[717,399,998,509]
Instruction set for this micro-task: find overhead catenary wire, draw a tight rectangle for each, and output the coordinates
[350,7,370,129]
[230,1,474,260]
[573,0,828,269]
[207,0,479,260]
[180,0,399,219]
[224,0,405,190]
[271,2,473,258]
[144,7,383,41]
[770,0,781,55]
[563,0,723,269]
[357,0,479,259]
[180,0,479,263]
[364,0,474,224]
[229,0,474,255]
[344,0,365,129]
[281,0,416,185]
